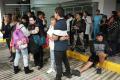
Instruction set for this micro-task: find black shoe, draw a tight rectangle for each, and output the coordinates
[24,66,34,74]
[54,77,62,80]
[71,70,81,77]
[10,59,14,62]
[63,72,72,78]
[9,55,12,58]
[38,66,43,70]
[96,68,102,74]
[14,66,21,74]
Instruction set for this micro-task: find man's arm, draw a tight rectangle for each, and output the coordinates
[52,34,69,41]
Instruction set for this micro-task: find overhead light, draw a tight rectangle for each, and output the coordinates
[5,4,30,6]
[22,0,26,1]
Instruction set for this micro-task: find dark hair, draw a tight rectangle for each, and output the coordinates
[37,11,45,17]
[22,15,29,21]
[102,15,107,19]
[50,16,55,19]
[55,7,65,17]
[27,11,35,16]
[67,13,74,18]
[29,16,36,21]
[96,9,100,13]
[112,11,117,15]
[84,11,90,16]
[12,15,19,22]
[96,32,104,37]
[76,12,83,17]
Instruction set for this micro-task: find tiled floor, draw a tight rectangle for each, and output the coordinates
[0,48,120,80]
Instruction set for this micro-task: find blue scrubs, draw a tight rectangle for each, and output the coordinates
[93,15,102,39]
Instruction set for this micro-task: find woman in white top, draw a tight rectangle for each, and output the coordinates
[47,16,68,74]
[83,11,92,40]
[83,11,92,49]
[47,16,56,73]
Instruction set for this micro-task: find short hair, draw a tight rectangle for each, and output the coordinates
[50,16,55,19]
[84,11,89,16]
[112,11,117,15]
[55,7,65,17]
[22,15,29,20]
[96,9,100,13]
[37,11,45,17]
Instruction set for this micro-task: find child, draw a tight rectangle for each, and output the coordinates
[72,32,110,76]
[46,16,56,73]
[13,23,33,74]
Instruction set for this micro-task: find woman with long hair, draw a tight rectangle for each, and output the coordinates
[11,15,33,74]
[1,14,12,61]
[28,16,44,70]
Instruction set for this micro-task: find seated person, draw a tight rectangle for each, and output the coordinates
[72,32,110,76]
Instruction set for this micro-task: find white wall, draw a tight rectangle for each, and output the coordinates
[92,0,104,13]
[103,0,116,17]
[31,0,117,24]
[92,0,116,17]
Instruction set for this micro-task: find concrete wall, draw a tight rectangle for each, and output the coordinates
[92,0,104,13]
[103,0,116,17]
[117,3,120,10]
[30,0,117,24]
[92,0,116,17]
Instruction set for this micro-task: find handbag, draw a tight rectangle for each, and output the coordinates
[33,35,46,46]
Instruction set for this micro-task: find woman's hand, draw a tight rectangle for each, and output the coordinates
[52,35,58,41]
[60,36,69,41]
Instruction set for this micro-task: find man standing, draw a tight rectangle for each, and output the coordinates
[52,7,71,80]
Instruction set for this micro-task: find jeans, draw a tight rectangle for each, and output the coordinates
[93,26,100,40]
[74,32,84,47]
[14,48,28,67]
[54,51,71,78]
[50,49,55,68]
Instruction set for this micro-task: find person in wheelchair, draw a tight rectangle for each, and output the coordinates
[72,32,110,76]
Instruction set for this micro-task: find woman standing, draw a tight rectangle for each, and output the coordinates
[83,11,92,48]
[28,16,44,70]
[1,14,12,60]
[12,16,33,74]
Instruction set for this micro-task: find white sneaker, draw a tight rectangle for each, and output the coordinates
[47,68,55,74]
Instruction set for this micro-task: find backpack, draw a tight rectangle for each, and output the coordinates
[13,24,29,49]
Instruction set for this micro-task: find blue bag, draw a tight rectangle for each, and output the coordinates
[33,35,46,46]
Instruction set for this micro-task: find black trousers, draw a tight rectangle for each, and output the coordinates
[108,41,117,55]
[33,46,43,67]
[84,34,89,48]
[6,38,13,57]
[54,51,71,78]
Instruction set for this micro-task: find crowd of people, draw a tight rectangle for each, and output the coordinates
[0,6,120,80]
